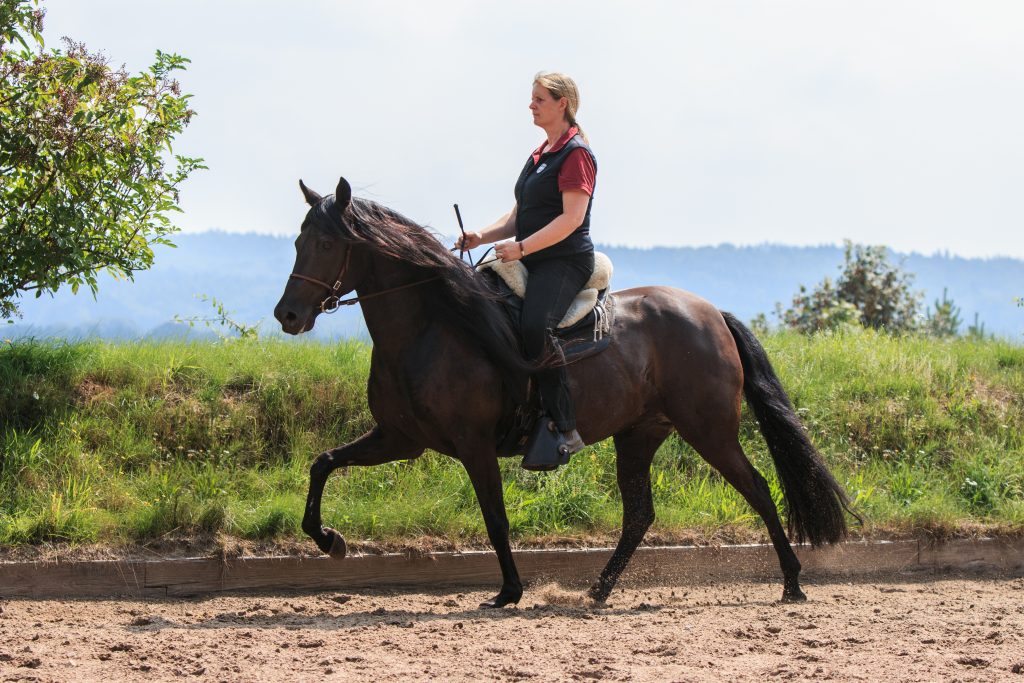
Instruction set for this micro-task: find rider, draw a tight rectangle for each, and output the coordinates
[457,72,597,467]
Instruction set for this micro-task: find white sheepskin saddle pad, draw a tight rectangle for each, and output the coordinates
[478,251,613,329]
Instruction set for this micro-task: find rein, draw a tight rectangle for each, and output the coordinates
[289,245,441,313]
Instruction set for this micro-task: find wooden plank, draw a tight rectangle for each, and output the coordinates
[0,559,152,598]
[920,536,1024,572]
[621,544,776,587]
[605,541,921,587]
[146,553,507,596]
[797,540,920,577]
[1,538,1020,599]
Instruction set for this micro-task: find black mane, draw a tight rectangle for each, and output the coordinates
[322,195,533,399]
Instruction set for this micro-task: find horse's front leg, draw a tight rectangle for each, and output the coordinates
[461,451,522,609]
[303,426,423,556]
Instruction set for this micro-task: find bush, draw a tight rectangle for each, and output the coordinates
[779,241,922,334]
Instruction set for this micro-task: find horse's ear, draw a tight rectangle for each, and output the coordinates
[335,177,352,210]
[299,179,322,207]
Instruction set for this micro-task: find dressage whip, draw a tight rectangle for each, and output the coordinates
[449,203,498,268]
[454,203,467,262]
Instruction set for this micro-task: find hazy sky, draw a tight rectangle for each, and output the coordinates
[43,1,1024,258]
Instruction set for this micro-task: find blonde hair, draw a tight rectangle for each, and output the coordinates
[534,71,588,143]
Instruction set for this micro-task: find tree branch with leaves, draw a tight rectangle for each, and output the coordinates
[0,0,205,319]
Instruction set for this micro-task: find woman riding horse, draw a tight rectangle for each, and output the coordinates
[276,64,853,607]
[457,72,596,470]
[275,176,851,608]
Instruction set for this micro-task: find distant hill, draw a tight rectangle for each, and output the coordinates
[6,233,1023,341]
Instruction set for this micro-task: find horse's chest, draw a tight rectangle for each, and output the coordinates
[365,346,498,449]
[366,359,443,428]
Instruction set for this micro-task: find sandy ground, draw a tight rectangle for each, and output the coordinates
[1,572,1023,682]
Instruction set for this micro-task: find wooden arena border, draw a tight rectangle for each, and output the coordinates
[1,537,1022,599]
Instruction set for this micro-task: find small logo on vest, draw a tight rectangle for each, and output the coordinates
[535,163,548,174]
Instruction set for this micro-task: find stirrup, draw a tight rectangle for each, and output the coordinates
[521,418,573,471]
[559,429,585,457]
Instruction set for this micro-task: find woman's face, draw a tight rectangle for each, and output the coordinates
[530,83,566,129]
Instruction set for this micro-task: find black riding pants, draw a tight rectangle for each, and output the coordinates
[521,251,595,432]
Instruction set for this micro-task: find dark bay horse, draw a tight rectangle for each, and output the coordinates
[274,177,851,608]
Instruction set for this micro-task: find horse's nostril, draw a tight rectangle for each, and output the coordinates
[285,311,297,322]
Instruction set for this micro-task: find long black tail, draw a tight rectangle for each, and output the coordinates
[721,311,849,545]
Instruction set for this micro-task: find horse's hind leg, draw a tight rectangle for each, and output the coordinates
[302,426,423,556]
[587,425,670,603]
[686,432,805,602]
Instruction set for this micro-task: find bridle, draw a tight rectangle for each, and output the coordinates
[289,242,440,313]
[288,241,354,313]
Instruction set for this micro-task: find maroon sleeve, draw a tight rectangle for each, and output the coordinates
[558,147,596,196]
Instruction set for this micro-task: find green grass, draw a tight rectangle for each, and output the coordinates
[1,329,1022,552]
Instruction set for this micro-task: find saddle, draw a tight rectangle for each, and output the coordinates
[477,251,617,458]
[477,251,615,356]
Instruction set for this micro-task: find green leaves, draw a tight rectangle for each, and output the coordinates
[1,0,204,318]
[777,241,924,334]
[173,294,261,342]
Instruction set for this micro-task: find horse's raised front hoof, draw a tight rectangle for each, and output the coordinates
[479,589,521,609]
[323,527,347,559]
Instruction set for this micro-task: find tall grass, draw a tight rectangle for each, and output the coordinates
[1,329,1022,550]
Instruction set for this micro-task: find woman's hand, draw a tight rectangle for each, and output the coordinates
[495,240,525,263]
[455,231,483,250]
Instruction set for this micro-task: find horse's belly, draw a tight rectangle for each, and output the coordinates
[567,287,739,442]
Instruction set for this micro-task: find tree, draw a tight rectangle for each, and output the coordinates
[778,241,922,334]
[965,312,988,340]
[923,287,962,338]
[0,0,203,319]
[776,278,860,334]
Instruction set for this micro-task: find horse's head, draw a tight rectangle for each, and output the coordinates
[274,177,367,335]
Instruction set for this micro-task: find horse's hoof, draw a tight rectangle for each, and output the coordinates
[586,585,609,604]
[479,590,521,609]
[323,527,347,559]
[781,588,807,603]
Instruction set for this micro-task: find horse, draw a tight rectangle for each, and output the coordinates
[274,177,852,609]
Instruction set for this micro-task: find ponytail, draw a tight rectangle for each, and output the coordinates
[569,118,588,144]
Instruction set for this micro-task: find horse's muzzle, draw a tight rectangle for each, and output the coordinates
[274,301,315,335]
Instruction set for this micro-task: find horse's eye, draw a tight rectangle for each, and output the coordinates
[320,240,333,251]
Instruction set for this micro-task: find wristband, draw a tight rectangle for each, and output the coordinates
[520,241,527,257]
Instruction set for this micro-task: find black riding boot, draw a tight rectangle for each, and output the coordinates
[521,418,585,471]
[519,253,594,472]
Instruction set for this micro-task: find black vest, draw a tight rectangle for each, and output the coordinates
[513,134,596,262]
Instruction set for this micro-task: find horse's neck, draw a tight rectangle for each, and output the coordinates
[357,256,433,346]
